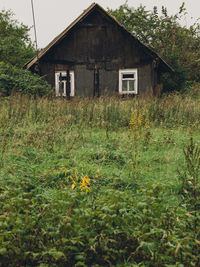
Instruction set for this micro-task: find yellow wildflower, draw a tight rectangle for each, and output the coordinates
[75,168,78,180]
[80,175,90,193]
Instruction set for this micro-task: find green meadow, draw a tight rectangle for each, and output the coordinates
[0,93,199,266]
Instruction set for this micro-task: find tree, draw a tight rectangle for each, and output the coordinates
[0,9,36,67]
[0,10,51,97]
[108,3,200,92]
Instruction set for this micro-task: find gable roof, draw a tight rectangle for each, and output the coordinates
[25,2,172,72]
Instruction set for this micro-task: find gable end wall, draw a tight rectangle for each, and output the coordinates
[36,8,159,96]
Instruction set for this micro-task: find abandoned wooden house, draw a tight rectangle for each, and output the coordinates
[25,2,172,97]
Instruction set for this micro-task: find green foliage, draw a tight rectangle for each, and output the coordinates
[0,9,35,67]
[0,95,199,266]
[178,138,200,211]
[0,9,46,96]
[0,62,51,96]
[108,3,200,92]
[0,10,50,96]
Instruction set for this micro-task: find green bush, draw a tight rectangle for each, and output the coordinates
[0,177,199,266]
[0,62,51,97]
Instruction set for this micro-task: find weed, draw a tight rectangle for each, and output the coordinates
[178,138,200,243]
[0,92,199,266]
[179,138,200,205]
[64,168,91,193]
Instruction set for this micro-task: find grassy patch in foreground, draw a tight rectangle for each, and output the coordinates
[0,95,199,266]
[2,126,193,192]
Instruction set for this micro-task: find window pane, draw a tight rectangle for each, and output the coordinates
[123,73,134,79]
[129,80,135,91]
[59,81,65,95]
[122,80,128,91]
[59,81,64,90]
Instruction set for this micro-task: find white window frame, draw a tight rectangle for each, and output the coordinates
[55,71,75,97]
[119,69,138,94]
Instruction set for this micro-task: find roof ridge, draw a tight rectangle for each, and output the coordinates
[25,2,98,69]
[24,2,172,72]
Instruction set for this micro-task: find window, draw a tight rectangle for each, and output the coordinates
[119,69,138,94]
[55,71,75,97]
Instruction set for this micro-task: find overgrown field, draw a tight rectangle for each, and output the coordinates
[0,93,199,266]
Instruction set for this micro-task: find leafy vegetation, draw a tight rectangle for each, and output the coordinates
[0,93,199,266]
[108,3,200,92]
[0,9,51,97]
[0,9,35,67]
[0,62,51,97]
[0,3,199,266]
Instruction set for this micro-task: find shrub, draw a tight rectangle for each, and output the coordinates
[0,62,51,97]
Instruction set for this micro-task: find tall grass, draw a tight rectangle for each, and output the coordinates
[1,92,200,160]
[1,92,200,131]
[0,92,199,266]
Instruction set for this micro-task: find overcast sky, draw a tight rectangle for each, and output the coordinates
[1,0,200,48]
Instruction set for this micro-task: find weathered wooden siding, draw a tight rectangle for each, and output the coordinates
[38,7,157,96]
[75,65,93,97]
[39,62,54,86]
[138,64,154,96]
[99,70,118,95]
